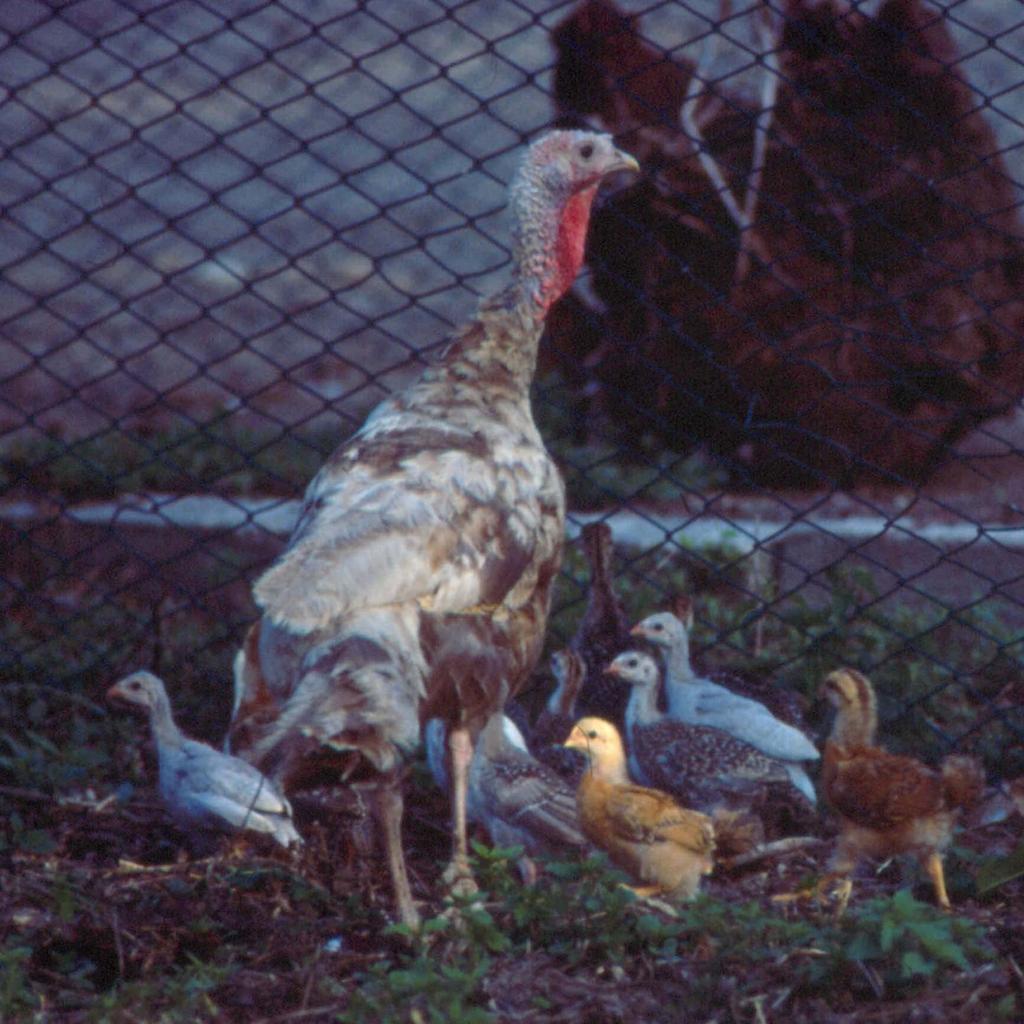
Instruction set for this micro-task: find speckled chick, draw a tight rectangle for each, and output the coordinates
[565,716,714,901]
[611,650,797,811]
[107,671,301,849]
[471,713,587,867]
[632,609,818,803]
[426,712,587,881]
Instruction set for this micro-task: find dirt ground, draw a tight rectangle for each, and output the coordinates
[4,767,1022,1023]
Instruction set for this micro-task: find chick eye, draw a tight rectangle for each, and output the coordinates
[587,730,597,739]
[579,143,594,160]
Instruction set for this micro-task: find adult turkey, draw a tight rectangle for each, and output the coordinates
[227,131,638,927]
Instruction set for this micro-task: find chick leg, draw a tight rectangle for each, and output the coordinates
[823,845,856,915]
[771,872,852,914]
[830,876,853,917]
[626,884,666,899]
[442,724,478,897]
[922,851,951,910]
[372,775,420,929]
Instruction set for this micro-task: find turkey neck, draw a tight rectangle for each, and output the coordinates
[436,176,601,396]
[663,626,696,686]
[547,665,580,718]
[625,675,661,729]
[662,661,699,720]
[513,181,601,318]
[147,687,185,750]
[413,155,602,403]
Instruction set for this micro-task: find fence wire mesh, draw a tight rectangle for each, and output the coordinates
[2,0,1023,778]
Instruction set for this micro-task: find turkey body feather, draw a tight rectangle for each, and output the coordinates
[256,329,565,638]
[244,305,567,777]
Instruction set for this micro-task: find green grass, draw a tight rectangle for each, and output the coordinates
[1,376,727,508]
[0,830,1009,1023]
[85,956,230,1024]
[0,413,345,500]
[334,848,995,1024]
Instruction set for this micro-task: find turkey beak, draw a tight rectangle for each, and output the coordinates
[604,664,622,679]
[629,623,648,639]
[606,147,639,178]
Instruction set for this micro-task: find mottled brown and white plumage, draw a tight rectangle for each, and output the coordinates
[570,521,634,727]
[107,671,301,850]
[565,716,715,901]
[227,131,638,927]
[820,667,985,910]
[632,608,818,803]
[612,650,796,812]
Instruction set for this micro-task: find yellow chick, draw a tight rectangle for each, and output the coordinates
[564,716,715,901]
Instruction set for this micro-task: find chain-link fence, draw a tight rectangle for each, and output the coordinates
[3,0,1023,777]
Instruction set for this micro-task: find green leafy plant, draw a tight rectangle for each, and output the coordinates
[339,909,496,1024]
[801,890,990,993]
[338,848,672,1023]
[975,841,1024,895]
[87,956,228,1024]
[0,944,39,1019]
[0,810,58,856]
[471,844,656,967]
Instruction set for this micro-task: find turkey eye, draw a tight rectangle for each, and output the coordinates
[579,143,594,160]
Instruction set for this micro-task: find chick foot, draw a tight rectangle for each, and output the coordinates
[772,873,852,916]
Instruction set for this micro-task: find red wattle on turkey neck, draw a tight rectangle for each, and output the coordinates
[542,183,600,313]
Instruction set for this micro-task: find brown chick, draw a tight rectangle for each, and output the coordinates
[820,668,985,910]
[564,717,715,901]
